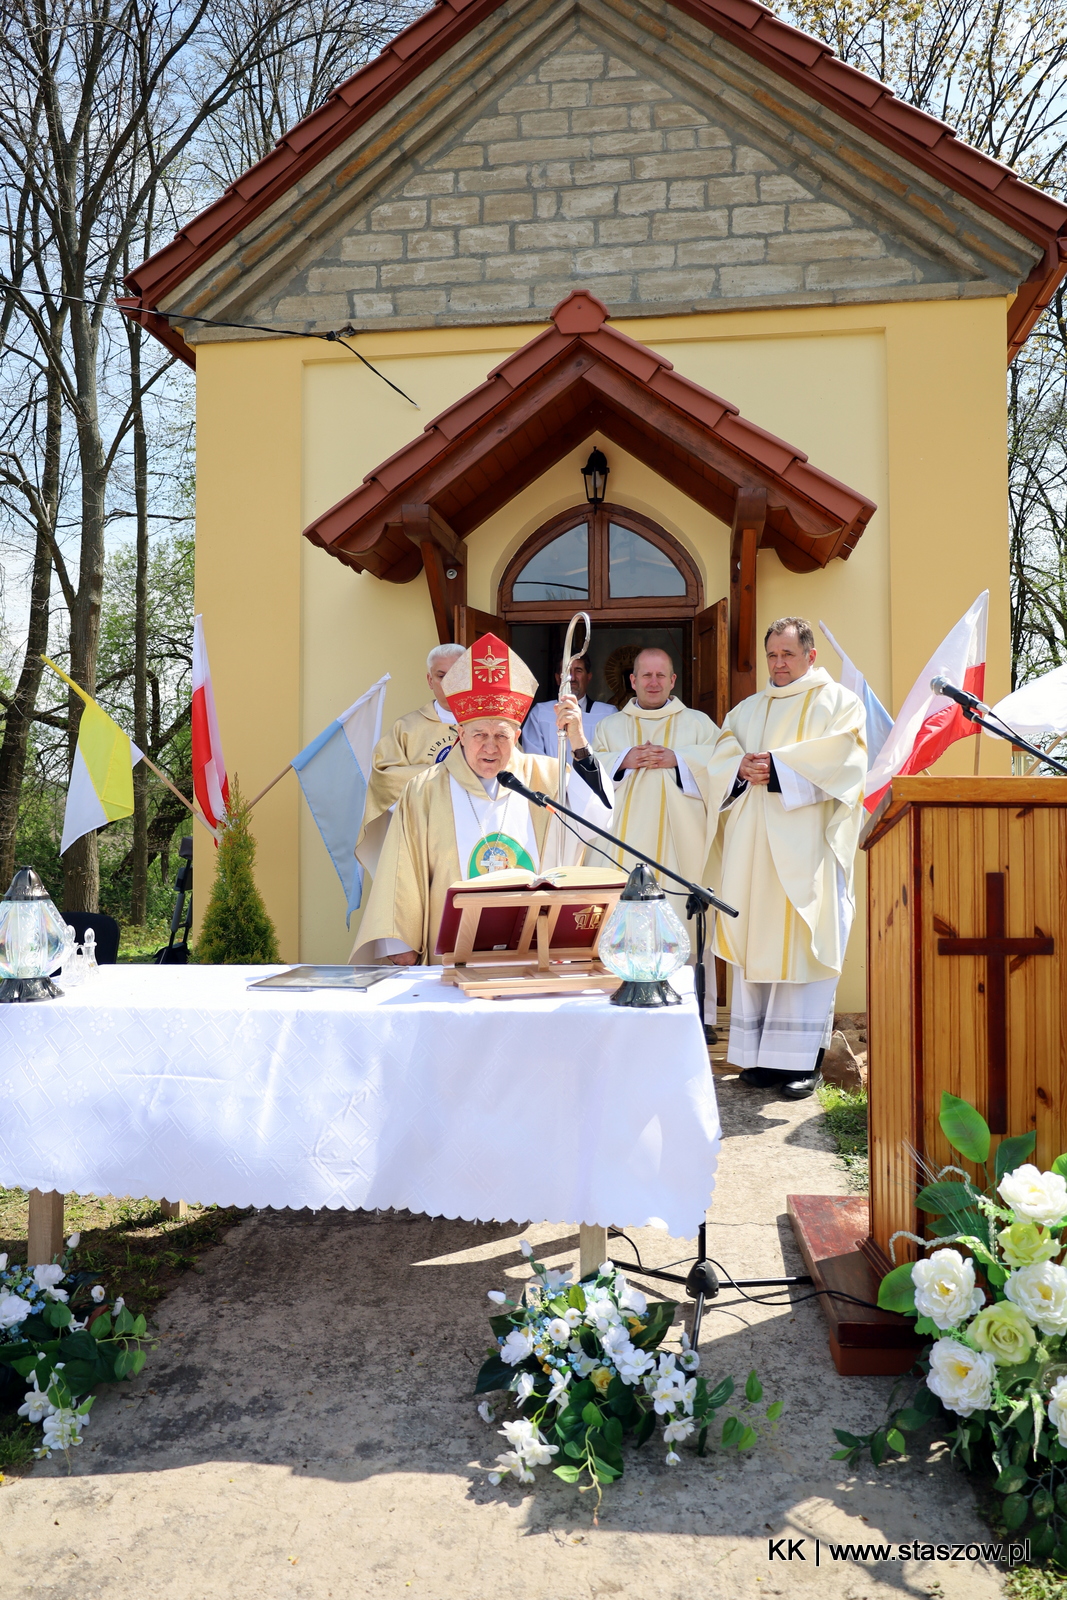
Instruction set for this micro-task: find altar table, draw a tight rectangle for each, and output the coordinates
[0,964,720,1243]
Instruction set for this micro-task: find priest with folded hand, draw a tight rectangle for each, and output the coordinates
[709,617,867,1098]
[351,634,611,965]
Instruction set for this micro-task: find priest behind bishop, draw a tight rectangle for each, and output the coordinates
[352,634,612,965]
[708,618,867,1099]
[355,642,464,878]
[590,647,729,1021]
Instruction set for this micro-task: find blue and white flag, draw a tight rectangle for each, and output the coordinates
[819,622,894,770]
[291,675,389,923]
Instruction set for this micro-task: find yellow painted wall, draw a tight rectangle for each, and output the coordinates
[193,294,1010,1011]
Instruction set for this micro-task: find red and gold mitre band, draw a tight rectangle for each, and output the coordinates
[442,633,538,725]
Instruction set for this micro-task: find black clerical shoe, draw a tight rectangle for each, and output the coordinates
[781,1070,823,1100]
[738,1068,781,1088]
[704,1024,718,1046]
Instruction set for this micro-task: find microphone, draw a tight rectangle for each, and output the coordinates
[497,769,550,807]
[930,675,991,715]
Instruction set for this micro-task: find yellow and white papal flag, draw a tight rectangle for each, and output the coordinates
[42,657,144,855]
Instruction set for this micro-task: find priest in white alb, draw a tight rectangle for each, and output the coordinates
[709,617,866,1098]
[352,634,611,965]
[590,647,728,1027]
[356,643,464,877]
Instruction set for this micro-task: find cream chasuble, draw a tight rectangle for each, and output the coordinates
[590,698,728,886]
[708,669,866,984]
[356,702,457,878]
[351,744,609,963]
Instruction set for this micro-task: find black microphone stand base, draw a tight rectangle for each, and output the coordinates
[610,977,681,1008]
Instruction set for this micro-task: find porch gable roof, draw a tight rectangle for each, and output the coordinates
[303,290,876,578]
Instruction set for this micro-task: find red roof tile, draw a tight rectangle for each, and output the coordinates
[122,0,1067,367]
[303,291,876,577]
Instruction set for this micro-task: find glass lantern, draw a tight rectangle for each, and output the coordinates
[0,867,71,1002]
[598,863,690,1007]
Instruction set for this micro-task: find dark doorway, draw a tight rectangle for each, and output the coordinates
[511,621,690,711]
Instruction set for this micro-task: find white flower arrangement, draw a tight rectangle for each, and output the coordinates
[475,1243,779,1501]
[841,1093,1067,1565]
[0,1240,151,1468]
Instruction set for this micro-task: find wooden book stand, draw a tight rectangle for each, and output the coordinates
[436,867,626,999]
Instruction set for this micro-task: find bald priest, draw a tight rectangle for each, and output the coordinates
[352,635,612,965]
[356,642,464,878]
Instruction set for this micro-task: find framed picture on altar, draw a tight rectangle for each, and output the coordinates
[247,965,395,991]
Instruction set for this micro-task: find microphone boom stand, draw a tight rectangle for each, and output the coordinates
[497,774,811,1344]
[962,705,1067,775]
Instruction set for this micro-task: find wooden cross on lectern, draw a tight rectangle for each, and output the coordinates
[936,872,1054,1134]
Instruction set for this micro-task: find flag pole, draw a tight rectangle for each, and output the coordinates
[973,726,982,774]
[40,655,217,838]
[139,754,218,839]
[246,763,292,811]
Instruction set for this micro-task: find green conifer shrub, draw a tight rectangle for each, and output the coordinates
[193,778,280,964]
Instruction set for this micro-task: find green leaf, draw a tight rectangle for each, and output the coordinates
[1031,1525,1056,1559]
[1001,1493,1029,1530]
[1052,1154,1067,1179]
[744,1370,763,1404]
[737,1426,758,1451]
[913,1315,938,1336]
[895,1408,932,1432]
[129,1350,147,1376]
[114,1308,135,1337]
[553,1465,581,1483]
[877,1263,917,1314]
[564,1439,584,1460]
[766,1401,783,1422]
[705,1376,734,1409]
[474,1356,513,1395]
[915,1180,980,1215]
[986,1264,1007,1288]
[721,1416,741,1447]
[1032,1488,1054,1520]
[833,1429,864,1447]
[604,1417,623,1447]
[995,1133,1037,1182]
[886,1429,906,1453]
[44,1300,72,1328]
[939,1092,990,1164]
[591,1456,621,1483]
[581,1403,602,1427]
[488,1314,517,1339]
[570,1380,595,1406]
[634,1409,656,1448]
[91,1312,112,1340]
[997,1465,1029,1494]
[567,1286,587,1313]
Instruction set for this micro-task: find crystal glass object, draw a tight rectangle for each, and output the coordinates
[0,867,70,1001]
[599,864,690,1007]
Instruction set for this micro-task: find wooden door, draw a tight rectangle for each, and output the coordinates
[453,606,511,647]
[693,597,728,726]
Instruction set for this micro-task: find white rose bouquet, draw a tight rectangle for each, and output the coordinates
[475,1242,779,1505]
[836,1092,1067,1566]
[0,1238,152,1468]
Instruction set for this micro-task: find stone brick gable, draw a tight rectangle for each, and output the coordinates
[244,18,1018,332]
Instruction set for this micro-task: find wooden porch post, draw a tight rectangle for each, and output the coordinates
[729,486,766,706]
[399,504,466,644]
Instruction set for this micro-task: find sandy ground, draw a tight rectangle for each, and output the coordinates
[0,1075,1004,1600]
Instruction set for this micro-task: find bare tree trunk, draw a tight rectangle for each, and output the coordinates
[129,319,150,923]
[0,356,62,887]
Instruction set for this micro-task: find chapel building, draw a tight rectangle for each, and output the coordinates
[124,0,1067,1004]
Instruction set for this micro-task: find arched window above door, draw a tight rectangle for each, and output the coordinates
[501,506,700,621]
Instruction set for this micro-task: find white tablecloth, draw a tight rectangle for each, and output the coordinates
[0,965,720,1237]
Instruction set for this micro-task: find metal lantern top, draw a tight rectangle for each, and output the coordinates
[581,447,609,507]
[3,866,53,901]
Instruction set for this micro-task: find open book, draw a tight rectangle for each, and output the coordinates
[435,865,627,958]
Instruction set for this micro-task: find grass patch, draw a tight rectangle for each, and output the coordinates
[1006,1567,1067,1599]
[816,1083,869,1192]
[117,917,173,963]
[0,1415,38,1472]
[0,1189,251,1321]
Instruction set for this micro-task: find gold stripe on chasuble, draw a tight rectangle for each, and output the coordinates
[781,895,795,981]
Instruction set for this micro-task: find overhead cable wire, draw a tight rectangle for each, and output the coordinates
[1,282,420,408]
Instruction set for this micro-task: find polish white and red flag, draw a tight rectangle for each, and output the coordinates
[192,614,230,829]
[864,591,989,812]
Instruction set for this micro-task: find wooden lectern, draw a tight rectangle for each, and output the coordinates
[789,777,1067,1375]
